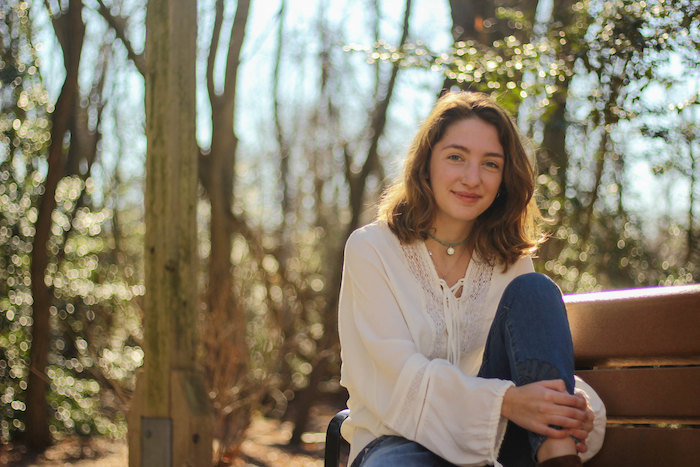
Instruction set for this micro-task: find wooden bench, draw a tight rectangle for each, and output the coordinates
[325,284,700,467]
[566,284,700,466]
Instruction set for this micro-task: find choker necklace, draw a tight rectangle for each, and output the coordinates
[427,232,468,255]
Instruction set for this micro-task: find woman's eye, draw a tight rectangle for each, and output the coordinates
[447,154,461,161]
[484,160,501,169]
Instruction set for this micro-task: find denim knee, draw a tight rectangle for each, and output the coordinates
[500,273,564,320]
[503,272,560,299]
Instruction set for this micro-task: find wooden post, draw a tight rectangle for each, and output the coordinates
[127,0,212,465]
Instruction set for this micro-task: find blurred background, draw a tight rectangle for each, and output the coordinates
[0,0,697,465]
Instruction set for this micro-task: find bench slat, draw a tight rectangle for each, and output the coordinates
[566,284,700,367]
[586,425,700,467]
[577,367,700,423]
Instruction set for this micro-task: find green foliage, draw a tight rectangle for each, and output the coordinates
[349,0,697,292]
[44,176,144,440]
[0,0,47,441]
[344,5,580,115]
[539,0,699,290]
[0,0,144,443]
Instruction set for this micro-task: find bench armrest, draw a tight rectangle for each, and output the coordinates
[324,409,350,467]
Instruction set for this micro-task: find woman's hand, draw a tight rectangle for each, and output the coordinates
[569,391,595,453]
[501,379,589,439]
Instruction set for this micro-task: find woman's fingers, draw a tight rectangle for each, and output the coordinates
[547,390,588,411]
[566,402,594,453]
[567,427,590,440]
[543,396,589,423]
[575,440,588,453]
[503,380,592,438]
[536,424,590,452]
[530,422,570,439]
[539,379,567,392]
[564,400,594,436]
[546,414,585,429]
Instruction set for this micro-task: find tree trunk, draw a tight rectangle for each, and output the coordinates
[127,0,212,464]
[448,0,496,44]
[535,0,580,264]
[26,0,85,451]
[536,73,572,263]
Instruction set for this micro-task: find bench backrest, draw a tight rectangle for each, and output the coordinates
[566,284,700,467]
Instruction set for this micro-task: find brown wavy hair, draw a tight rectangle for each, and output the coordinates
[377,91,544,268]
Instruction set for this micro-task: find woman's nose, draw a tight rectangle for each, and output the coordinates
[460,163,480,185]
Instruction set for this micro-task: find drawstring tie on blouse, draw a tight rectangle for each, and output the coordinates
[440,279,464,366]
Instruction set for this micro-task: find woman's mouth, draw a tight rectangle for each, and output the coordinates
[452,191,481,202]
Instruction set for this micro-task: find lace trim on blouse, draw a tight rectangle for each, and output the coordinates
[401,240,495,363]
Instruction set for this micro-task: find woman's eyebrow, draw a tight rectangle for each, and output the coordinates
[441,143,504,158]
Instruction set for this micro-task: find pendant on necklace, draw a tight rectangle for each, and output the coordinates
[427,232,468,257]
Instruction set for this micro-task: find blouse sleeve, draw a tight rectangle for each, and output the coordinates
[338,229,514,466]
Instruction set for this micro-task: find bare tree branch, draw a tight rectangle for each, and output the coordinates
[206,0,225,106]
[273,0,291,239]
[221,0,250,113]
[95,0,146,75]
[345,0,413,234]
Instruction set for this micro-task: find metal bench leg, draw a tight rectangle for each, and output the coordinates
[324,409,350,467]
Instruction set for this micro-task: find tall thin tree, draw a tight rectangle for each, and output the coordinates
[26,0,85,451]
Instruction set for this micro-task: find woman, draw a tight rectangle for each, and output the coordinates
[338,91,606,467]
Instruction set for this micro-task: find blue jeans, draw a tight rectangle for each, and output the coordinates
[353,273,575,467]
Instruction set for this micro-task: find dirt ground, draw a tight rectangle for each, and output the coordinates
[0,406,338,467]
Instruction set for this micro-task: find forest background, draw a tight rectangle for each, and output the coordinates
[0,0,698,464]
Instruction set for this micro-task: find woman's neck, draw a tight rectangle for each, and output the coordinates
[430,218,474,245]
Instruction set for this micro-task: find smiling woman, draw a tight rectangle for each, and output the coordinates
[337,91,606,467]
[428,118,504,252]
[379,91,542,268]
[423,117,504,288]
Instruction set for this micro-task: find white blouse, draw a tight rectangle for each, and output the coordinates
[338,221,606,466]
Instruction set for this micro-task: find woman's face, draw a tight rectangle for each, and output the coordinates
[428,117,504,233]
